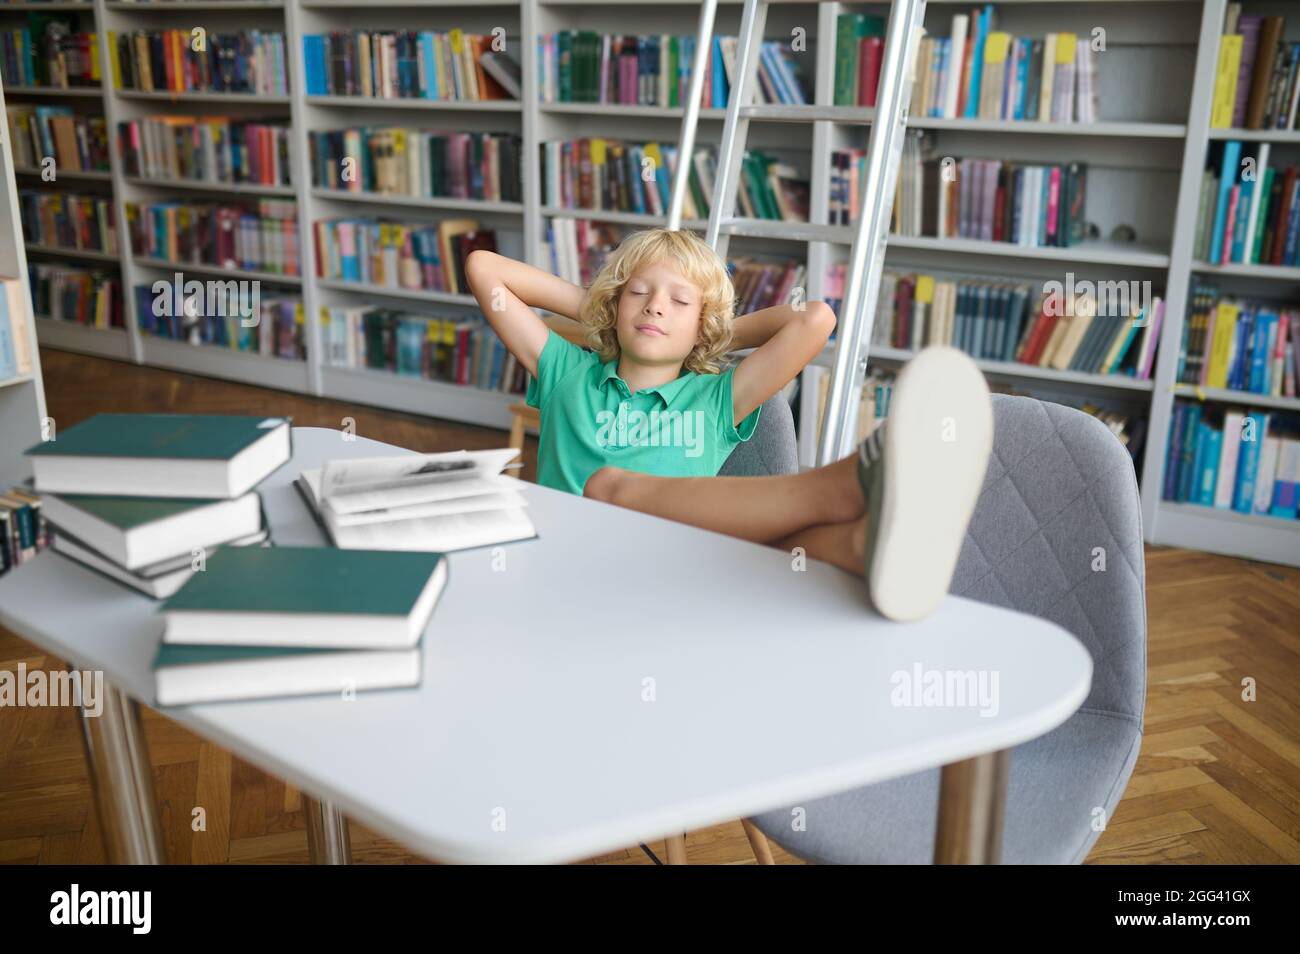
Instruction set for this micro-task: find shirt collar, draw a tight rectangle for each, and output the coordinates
[598,359,694,403]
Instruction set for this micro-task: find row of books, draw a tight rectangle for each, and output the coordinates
[133,285,306,360]
[732,258,809,317]
[1211,6,1300,130]
[536,32,806,107]
[126,199,300,275]
[541,138,809,223]
[118,117,292,188]
[1195,142,1300,267]
[867,146,1088,247]
[321,306,529,396]
[865,268,1163,378]
[19,190,117,255]
[832,13,887,107]
[913,17,1099,122]
[6,105,109,173]
[312,218,495,296]
[1178,284,1299,396]
[108,30,288,96]
[308,129,522,203]
[0,278,33,382]
[1,15,99,89]
[1163,403,1300,522]
[0,487,47,579]
[28,263,123,329]
[301,31,515,101]
[542,218,621,287]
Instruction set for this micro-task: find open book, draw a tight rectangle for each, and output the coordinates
[296,448,537,552]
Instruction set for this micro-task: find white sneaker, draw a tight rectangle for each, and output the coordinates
[856,347,993,621]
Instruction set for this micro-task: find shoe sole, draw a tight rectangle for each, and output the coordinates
[867,347,993,622]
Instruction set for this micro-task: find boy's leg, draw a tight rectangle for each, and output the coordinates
[582,454,864,545]
[586,346,993,621]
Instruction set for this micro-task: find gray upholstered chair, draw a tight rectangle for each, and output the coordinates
[746,393,1147,864]
[719,391,800,477]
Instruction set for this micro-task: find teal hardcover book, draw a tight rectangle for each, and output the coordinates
[25,414,292,499]
[160,546,449,649]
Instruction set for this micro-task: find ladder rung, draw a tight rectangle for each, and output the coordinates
[719,218,848,243]
[739,104,877,124]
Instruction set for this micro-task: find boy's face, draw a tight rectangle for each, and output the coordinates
[615,261,704,367]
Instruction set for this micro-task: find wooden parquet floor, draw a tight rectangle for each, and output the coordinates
[2,349,1298,865]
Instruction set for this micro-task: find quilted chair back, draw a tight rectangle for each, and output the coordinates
[950,394,1147,725]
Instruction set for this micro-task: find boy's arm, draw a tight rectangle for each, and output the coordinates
[465,250,586,376]
[729,301,836,423]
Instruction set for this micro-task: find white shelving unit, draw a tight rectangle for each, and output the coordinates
[0,73,47,488]
[2,0,1296,565]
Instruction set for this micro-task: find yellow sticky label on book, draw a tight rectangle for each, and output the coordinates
[644,143,662,168]
[1055,34,1077,64]
[591,138,607,164]
[915,275,935,304]
[984,33,1011,64]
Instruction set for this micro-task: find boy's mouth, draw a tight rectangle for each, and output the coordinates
[635,323,667,336]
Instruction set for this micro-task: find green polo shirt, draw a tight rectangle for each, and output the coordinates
[525,330,762,495]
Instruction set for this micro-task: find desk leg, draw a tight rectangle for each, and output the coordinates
[304,795,352,864]
[932,750,1009,865]
[74,673,165,864]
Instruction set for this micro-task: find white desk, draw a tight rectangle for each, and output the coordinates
[0,428,1092,864]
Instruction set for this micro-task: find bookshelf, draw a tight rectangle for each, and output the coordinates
[1,0,1295,566]
[0,74,47,489]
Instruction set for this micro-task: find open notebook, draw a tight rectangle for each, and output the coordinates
[296,448,537,552]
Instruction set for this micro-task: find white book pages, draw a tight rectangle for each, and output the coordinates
[319,448,521,499]
[330,490,527,527]
[329,507,536,552]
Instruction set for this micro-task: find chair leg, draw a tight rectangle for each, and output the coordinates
[665,833,688,865]
[741,818,775,865]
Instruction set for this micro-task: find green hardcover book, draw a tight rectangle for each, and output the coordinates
[558,30,573,102]
[41,491,264,571]
[160,546,449,650]
[25,414,292,499]
[1249,166,1276,264]
[153,641,421,706]
[833,14,863,106]
[667,36,679,108]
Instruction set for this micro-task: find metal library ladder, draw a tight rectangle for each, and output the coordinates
[667,0,928,464]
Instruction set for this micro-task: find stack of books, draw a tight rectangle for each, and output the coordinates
[302,30,514,101]
[320,307,527,395]
[23,414,292,597]
[1,14,100,89]
[18,191,118,255]
[109,30,289,96]
[6,105,110,174]
[126,199,300,275]
[904,8,1100,123]
[537,32,806,107]
[153,546,447,705]
[1211,7,1300,131]
[313,217,494,294]
[295,448,536,553]
[542,138,809,223]
[1178,283,1299,395]
[1195,141,1300,267]
[0,487,49,580]
[308,128,522,203]
[1163,403,1300,522]
[118,117,293,188]
[26,264,123,330]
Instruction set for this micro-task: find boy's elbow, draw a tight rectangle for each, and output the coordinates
[803,301,836,341]
[465,249,497,288]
